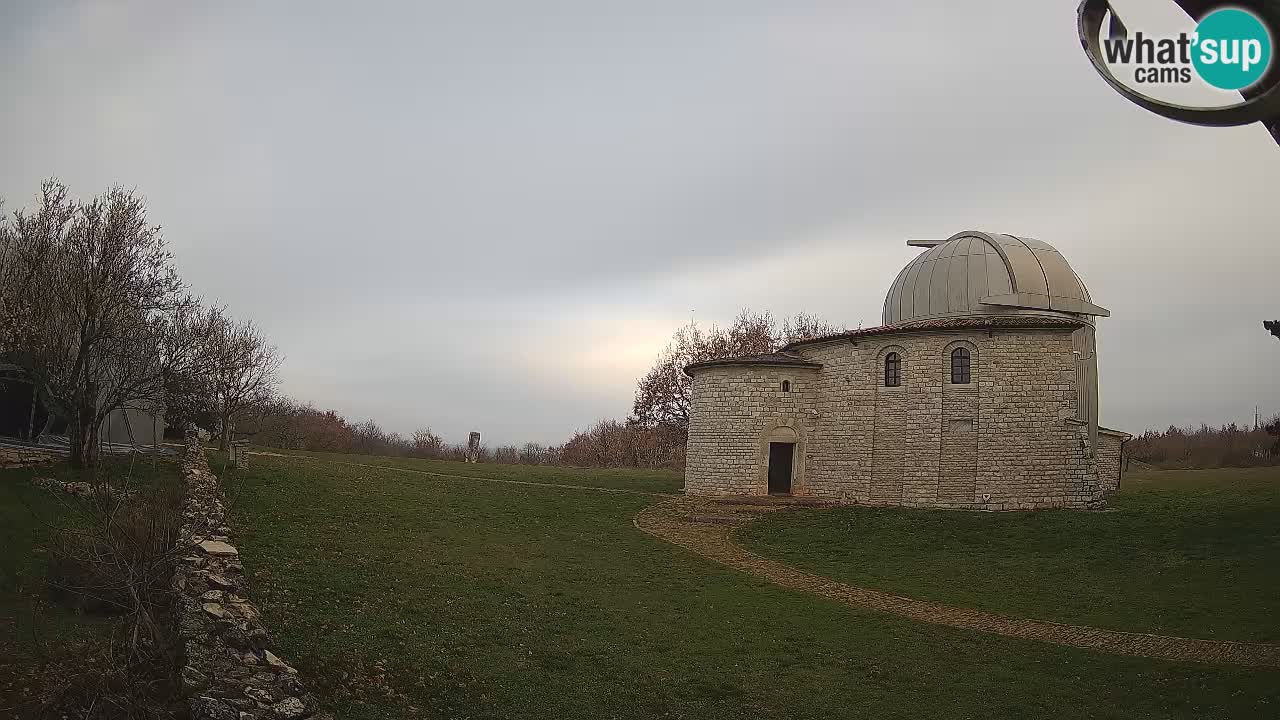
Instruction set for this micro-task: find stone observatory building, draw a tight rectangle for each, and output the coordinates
[683,230,1129,510]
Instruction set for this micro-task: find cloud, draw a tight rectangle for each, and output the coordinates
[2,0,1277,443]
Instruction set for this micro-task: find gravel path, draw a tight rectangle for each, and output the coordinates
[634,496,1280,669]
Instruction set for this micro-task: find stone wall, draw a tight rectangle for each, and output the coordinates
[1096,429,1128,493]
[684,365,818,496]
[685,327,1115,510]
[172,435,329,720]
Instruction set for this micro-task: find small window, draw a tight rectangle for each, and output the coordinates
[781,380,791,393]
[884,352,901,387]
[951,347,971,384]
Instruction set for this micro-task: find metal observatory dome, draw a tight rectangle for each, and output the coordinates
[882,230,1109,327]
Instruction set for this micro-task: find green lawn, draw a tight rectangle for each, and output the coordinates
[223,454,1279,720]
[738,467,1280,643]
[246,448,685,494]
[0,455,179,714]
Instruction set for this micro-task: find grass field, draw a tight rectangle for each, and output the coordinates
[221,452,1280,720]
[240,449,684,494]
[738,467,1280,643]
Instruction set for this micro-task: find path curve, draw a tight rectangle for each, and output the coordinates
[634,496,1280,669]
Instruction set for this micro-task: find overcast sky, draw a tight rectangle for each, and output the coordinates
[2,0,1277,445]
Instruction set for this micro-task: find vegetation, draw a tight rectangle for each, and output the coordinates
[625,311,844,463]
[216,312,1280,472]
[242,310,845,470]
[0,181,280,474]
[221,452,1278,719]
[207,314,280,451]
[1123,324,1278,468]
[233,447,683,495]
[1128,420,1279,468]
[739,467,1280,642]
[1,457,184,718]
[1,183,191,470]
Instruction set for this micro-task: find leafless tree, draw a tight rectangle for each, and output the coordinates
[349,418,412,456]
[519,442,546,464]
[630,309,843,434]
[0,184,77,355]
[2,181,196,472]
[781,311,844,346]
[412,426,445,458]
[208,310,281,451]
[0,198,12,350]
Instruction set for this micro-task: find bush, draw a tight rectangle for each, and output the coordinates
[1128,417,1280,469]
[48,484,181,619]
[22,460,186,718]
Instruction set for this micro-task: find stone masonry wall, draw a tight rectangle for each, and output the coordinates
[685,328,1113,510]
[1096,430,1127,494]
[172,435,329,720]
[684,366,818,496]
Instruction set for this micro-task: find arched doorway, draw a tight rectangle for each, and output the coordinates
[766,425,798,495]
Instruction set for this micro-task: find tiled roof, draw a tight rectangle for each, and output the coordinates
[683,316,1084,375]
[684,351,822,376]
[781,315,1084,351]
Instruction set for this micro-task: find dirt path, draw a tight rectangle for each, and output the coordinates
[634,496,1280,669]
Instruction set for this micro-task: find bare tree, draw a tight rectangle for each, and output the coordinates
[519,442,546,464]
[252,397,356,452]
[150,299,229,434]
[781,311,845,346]
[0,198,13,351]
[208,310,281,450]
[4,181,194,472]
[631,309,843,434]
[0,183,77,355]
[412,426,445,458]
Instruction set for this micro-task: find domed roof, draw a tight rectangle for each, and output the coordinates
[882,231,1109,326]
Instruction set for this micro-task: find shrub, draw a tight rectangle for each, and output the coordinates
[1128,417,1280,469]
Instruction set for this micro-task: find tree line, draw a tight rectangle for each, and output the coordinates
[10,179,1268,474]
[241,309,843,468]
[1127,418,1280,469]
[2,180,828,472]
[248,404,690,468]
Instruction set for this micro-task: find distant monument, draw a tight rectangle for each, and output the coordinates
[466,431,481,463]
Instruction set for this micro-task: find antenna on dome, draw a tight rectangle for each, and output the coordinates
[907,238,946,248]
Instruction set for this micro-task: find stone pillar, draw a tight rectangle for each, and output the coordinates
[466,431,481,463]
[231,440,250,469]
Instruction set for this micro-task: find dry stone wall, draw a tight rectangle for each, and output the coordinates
[685,328,1117,510]
[172,435,329,720]
[29,476,132,500]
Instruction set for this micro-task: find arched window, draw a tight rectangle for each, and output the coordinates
[951,347,971,384]
[781,380,791,393]
[884,352,901,387]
